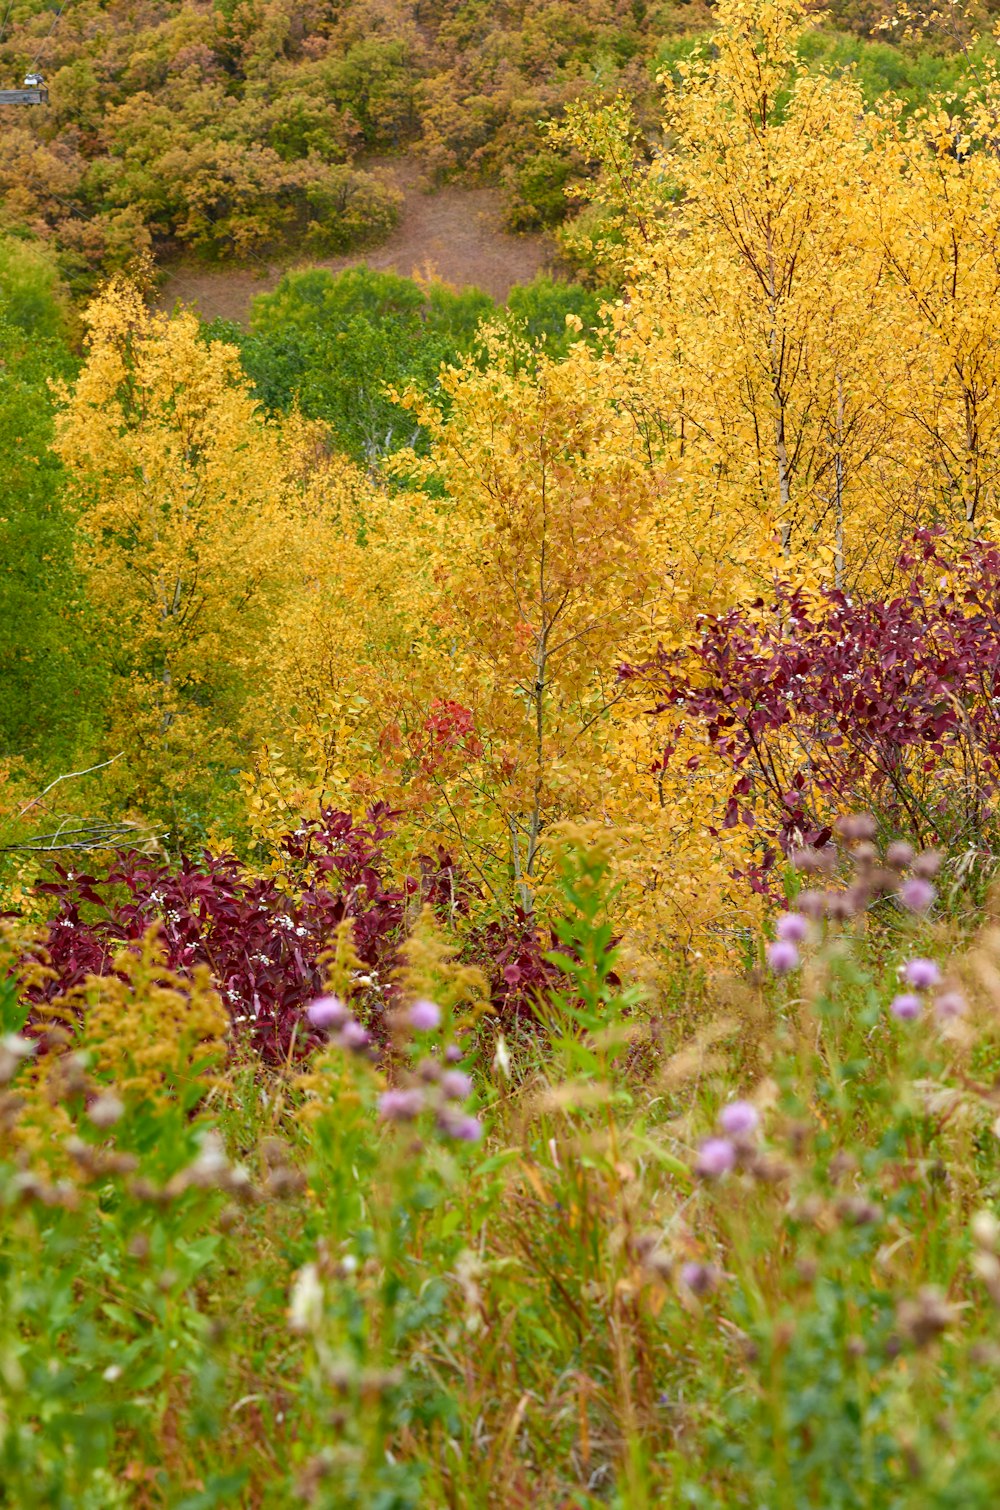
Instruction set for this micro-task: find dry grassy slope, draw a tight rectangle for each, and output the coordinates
[154,157,555,323]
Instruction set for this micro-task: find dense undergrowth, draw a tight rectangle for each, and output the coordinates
[8,0,1000,1501]
[7,830,1000,1506]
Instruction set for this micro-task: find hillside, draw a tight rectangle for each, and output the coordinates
[8,1,1000,1505]
[0,0,989,287]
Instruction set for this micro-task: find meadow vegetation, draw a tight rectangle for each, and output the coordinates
[8,0,1000,1503]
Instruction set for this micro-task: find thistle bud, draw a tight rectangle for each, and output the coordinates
[896,1286,954,1348]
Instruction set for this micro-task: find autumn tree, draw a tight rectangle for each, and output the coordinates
[565,1,916,590]
[53,277,335,827]
[859,89,1000,530]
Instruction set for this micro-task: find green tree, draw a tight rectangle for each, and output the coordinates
[0,239,102,767]
[220,266,494,461]
[219,266,606,463]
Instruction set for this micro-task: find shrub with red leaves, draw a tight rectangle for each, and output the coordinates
[466,907,567,1023]
[622,531,1000,863]
[466,906,621,1026]
[22,805,457,1062]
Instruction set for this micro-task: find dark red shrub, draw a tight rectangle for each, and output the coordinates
[466,907,621,1027]
[622,531,1000,863]
[22,805,456,1063]
[465,907,567,1024]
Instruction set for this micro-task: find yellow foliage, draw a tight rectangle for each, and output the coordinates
[77,928,228,1107]
[52,277,365,823]
[11,928,227,1166]
[51,0,1000,963]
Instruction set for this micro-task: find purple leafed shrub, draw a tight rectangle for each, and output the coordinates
[622,531,1000,861]
[466,907,567,1023]
[466,907,621,1025]
[22,805,455,1062]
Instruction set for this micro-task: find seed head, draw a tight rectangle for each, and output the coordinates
[795,888,827,919]
[973,1250,1000,1304]
[0,1034,36,1086]
[289,1262,325,1335]
[912,849,943,879]
[896,1286,954,1348]
[88,1093,125,1129]
[835,813,877,842]
[886,841,915,869]
[935,991,967,1020]
[826,889,860,921]
[972,1210,1000,1252]
[791,846,833,874]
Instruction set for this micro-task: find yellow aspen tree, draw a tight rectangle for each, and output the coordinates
[53,278,326,825]
[562,0,905,587]
[860,89,1000,533]
[310,337,670,911]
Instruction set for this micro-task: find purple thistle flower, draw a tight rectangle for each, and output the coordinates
[440,1070,473,1101]
[695,1137,736,1178]
[378,1088,425,1122]
[886,841,915,869]
[307,994,349,1030]
[444,1043,464,1064]
[408,998,442,1032]
[337,1020,370,1052]
[903,958,941,991]
[890,993,922,1022]
[449,1114,483,1142]
[935,991,967,1020]
[680,1262,719,1296]
[719,1100,759,1138]
[776,912,808,945]
[767,939,800,975]
[900,876,936,913]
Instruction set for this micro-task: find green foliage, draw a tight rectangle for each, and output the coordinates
[324,37,419,148]
[0,239,101,769]
[220,265,603,462]
[506,274,605,346]
[505,149,578,230]
[796,26,986,107]
[656,23,992,113]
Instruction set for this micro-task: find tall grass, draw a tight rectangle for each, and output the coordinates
[4,830,1000,1505]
